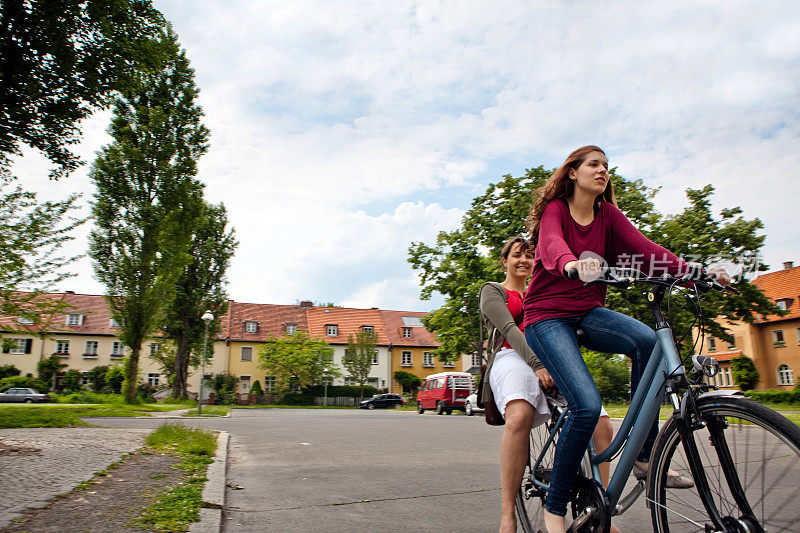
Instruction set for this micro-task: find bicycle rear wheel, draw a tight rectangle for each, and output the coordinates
[649,394,800,532]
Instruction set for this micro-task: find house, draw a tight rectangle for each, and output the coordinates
[697,261,800,390]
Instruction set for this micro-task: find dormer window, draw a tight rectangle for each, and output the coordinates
[245,321,258,333]
[362,325,374,335]
[326,324,338,337]
[17,316,34,325]
[66,313,84,326]
[777,300,787,311]
[285,323,297,334]
[402,327,412,338]
[707,337,717,352]
[109,318,120,328]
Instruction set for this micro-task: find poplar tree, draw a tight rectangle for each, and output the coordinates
[89,28,208,402]
[343,331,377,399]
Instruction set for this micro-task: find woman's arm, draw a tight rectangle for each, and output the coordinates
[538,200,578,278]
[479,283,544,371]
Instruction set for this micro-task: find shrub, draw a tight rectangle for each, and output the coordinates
[0,364,21,379]
[0,376,49,392]
[59,392,125,404]
[745,390,800,404]
[88,365,109,393]
[105,366,125,394]
[280,393,315,405]
[302,384,379,398]
[583,350,630,403]
[731,355,759,391]
[61,369,82,393]
[249,380,264,395]
[137,382,157,403]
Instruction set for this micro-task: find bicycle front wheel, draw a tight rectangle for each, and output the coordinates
[649,394,800,532]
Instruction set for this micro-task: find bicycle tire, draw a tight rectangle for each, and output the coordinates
[649,395,800,533]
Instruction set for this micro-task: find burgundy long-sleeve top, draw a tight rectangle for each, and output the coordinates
[522,199,689,327]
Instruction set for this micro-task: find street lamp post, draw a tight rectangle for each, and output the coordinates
[197,310,214,416]
[324,367,330,407]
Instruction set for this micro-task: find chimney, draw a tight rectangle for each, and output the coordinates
[784,261,794,270]
[65,290,75,294]
[299,301,313,308]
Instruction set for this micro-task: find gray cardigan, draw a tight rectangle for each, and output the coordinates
[479,281,544,405]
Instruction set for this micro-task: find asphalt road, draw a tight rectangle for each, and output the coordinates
[96,408,651,532]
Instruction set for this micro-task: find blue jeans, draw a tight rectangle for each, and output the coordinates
[524,307,658,517]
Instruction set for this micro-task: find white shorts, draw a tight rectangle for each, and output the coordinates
[488,347,608,424]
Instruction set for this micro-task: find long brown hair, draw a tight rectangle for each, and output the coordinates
[526,145,617,245]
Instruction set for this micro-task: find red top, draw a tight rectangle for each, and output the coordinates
[503,288,524,349]
[522,199,689,327]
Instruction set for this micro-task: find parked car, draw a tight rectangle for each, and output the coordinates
[464,392,484,416]
[359,394,406,409]
[416,372,474,415]
[0,388,51,403]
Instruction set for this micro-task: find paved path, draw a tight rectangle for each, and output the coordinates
[0,427,150,529]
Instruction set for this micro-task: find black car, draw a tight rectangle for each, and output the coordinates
[359,394,406,409]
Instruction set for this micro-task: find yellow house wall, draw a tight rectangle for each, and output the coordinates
[389,347,458,394]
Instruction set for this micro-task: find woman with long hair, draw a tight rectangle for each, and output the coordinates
[522,146,728,533]
[480,235,618,533]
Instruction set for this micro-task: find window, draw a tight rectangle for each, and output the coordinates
[401,351,412,366]
[80,372,91,386]
[150,343,161,356]
[707,337,717,352]
[773,330,785,346]
[84,341,98,357]
[245,321,258,333]
[264,376,276,392]
[472,353,481,367]
[722,367,732,387]
[402,327,412,338]
[778,364,794,386]
[326,324,338,337]
[776,300,787,311]
[111,342,125,358]
[240,375,251,393]
[147,373,160,387]
[443,360,455,368]
[285,323,297,335]
[17,316,34,325]
[241,346,253,362]
[371,350,378,365]
[362,325,374,335]
[797,327,800,344]
[55,340,69,355]
[423,352,434,367]
[8,339,29,354]
[109,318,120,328]
[66,313,83,326]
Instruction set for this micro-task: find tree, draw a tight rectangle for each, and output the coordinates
[409,166,781,369]
[163,201,236,399]
[105,365,125,394]
[61,368,81,392]
[36,354,66,391]
[343,332,376,399]
[0,0,167,178]
[205,372,238,404]
[0,364,20,379]
[0,176,84,341]
[258,331,336,395]
[87,365,109,393]
[88,28,209,402]
[582,349,630,403]
[249,380,264,395]
[731,355,760,391]
[394,370,422,398]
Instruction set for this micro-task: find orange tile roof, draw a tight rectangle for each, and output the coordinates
[752,264,800,323]
[706,349,742,362]
[380,310,439,347]
[0,292,122,336]
[223,301,309,341]
[305,307,390,345]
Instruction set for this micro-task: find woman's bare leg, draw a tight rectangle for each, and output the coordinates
[500,400,535,533]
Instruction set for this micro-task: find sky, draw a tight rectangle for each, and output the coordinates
[11,1,800,312]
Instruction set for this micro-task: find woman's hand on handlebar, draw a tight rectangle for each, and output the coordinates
[535,368,556,393]
[705,266,731,286]
[564,258,604,283]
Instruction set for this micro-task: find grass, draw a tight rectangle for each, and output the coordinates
[181,405,230,417]
[136,424,217,532]
[0,400,196,428]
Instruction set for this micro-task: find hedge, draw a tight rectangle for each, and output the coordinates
[744,390,800,404]
[302,385,379,398]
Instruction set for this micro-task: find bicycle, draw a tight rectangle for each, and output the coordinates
[515,267,800,533]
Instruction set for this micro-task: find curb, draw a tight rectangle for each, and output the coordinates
[189,431,229,533]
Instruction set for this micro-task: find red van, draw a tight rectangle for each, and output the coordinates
[416,372,474,415]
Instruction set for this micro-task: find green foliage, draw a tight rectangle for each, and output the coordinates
[36,354,66,389]
[280,393,316,406]
[582,350,631,403]
[343,332,377,397]
[88,28,209,402]
[87,365,109,393]
[258,331,337,394]
[249,380,264,395]
[302,384,379,398]
[0,0,167,178]
[105,365,125,394]
[137,382,157,402]
[730,355,760,391]
[744,390,800,404]
[0,406,87,428]
[204,372,238,404]
[145,423,216,455]
[58,392,124,404]
[0,375,48,391]
[394,371,422,396]
[0,365,20,379]
[61,369,82,392]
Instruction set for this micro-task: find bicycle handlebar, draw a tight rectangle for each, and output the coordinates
[566,266,739,295]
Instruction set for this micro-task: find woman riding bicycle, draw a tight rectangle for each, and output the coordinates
[521,146,728,533]
[479,236,619,533]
